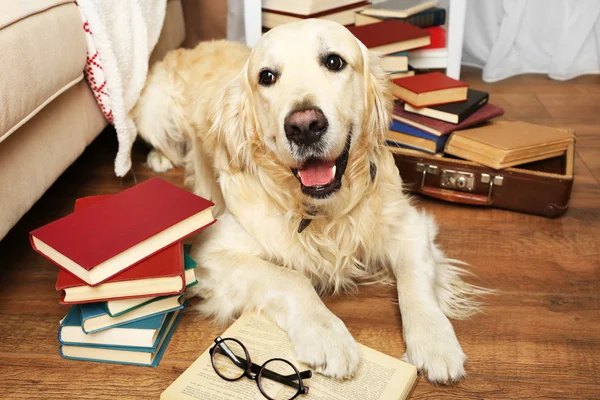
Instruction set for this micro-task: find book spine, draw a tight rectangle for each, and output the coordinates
[457,94,489,123]
[434,134,450,153]
[406,8,446,28]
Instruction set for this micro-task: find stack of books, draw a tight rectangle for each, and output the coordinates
[348,19,432,79]
[30,178,216,367]
[261,0,371,29]
[387,71,504,154]
[354,0,448,72]
[389,72,575,169]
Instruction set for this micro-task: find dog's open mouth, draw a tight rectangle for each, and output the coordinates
[291,135,351,199]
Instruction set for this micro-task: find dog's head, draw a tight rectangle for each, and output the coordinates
[211,19,392,206]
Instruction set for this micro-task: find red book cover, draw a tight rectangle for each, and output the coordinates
[393,72,468,94]
[263,1,370,18]
[56,243,184,303]
[55,195,186,304]
[347,19,430,49]
[418,26,446,50]
[393,102,506,136]
[30,177,215,286]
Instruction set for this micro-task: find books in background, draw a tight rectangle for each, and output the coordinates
[29,178,215,367]
[404,88,489,124]
[392,102,505,137]
[386,72,504,155]
[161,313,419,400]
[381,51,408,72]
[391,71,468,107]
[354,6,445,28]
[347,19,430,54]
[445,121,575,169]
[262,1,371,28]
[359,0,439,18]
[407,26,447,69]
[262,0,364,15]
[387,120,449,154]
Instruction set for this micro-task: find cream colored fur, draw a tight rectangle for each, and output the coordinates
[132,20,488,384]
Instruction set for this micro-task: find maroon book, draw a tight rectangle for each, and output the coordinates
[393,102,506,136]
[347,19,430,50]
[30,177,215,286]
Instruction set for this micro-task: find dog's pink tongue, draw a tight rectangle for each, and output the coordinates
[298,160,335,187]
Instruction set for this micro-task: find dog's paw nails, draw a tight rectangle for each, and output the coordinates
[405,327,466,385]
[289,313,360,380]
[147,150,174,173]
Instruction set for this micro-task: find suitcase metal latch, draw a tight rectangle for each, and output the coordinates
[440,170,474,192]
[481,174,504,202]
[416,163,438,189]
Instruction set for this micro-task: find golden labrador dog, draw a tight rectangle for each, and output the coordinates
[132,19,486,384]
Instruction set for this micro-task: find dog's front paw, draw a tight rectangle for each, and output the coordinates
[404,321,466,385]
[147,149,174,173]
[288,311,359,380]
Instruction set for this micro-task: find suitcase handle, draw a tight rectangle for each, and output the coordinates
[420,186,491,206]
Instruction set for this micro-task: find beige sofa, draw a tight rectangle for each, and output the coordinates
[0,0,187,240]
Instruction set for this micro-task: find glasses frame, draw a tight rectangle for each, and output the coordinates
[209,336,311,400]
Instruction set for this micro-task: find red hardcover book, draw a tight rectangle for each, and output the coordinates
[55,195,189,304]
[30,177,215,286]
[347,19,430,54]
[418,26,446,50]
[56,243,185,304]
[392,102,505,136]
[391,72,469,107]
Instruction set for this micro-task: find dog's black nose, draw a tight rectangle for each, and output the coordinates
[284,108,328,146]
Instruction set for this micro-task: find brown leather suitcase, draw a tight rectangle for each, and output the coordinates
[390,141,575,218]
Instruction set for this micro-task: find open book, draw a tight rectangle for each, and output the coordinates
[161,313,418,400]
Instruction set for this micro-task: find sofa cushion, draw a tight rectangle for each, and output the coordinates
[0,1,87,143]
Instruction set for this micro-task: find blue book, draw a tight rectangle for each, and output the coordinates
[59,309,183,367]
[80,295,184,334]
[387,120,449,154]
[388,51,409,57]
[59,306,172,351]
[104,251,197,317]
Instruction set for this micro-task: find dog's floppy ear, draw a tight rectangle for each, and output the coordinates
[357,40,393,143]
[209,61,256,171]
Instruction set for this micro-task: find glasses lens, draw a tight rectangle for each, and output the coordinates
[212,339,247,380]
[258,359,302,400]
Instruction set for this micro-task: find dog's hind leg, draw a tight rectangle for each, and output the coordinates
[131,54,191,172]
[188,213,360,380]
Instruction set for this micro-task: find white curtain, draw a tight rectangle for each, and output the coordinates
[462,0,600,82]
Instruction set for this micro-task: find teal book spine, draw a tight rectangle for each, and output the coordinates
[59,309,184,367]
[80,300,182,334]
[58,311,176,353]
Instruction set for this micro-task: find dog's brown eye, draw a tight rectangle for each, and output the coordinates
[325,54,345,71]
[259,70,276,86]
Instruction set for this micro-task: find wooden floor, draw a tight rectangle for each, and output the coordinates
[1,67,599,399]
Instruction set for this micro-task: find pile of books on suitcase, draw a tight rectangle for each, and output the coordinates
[384,70,576,218]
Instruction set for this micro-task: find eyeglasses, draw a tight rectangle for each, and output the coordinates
[209,336,311,400]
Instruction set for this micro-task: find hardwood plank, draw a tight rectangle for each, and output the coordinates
[2,353,600,400]
[2,290,600,386]
[537,93,600,120]
[412,377,600,400]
